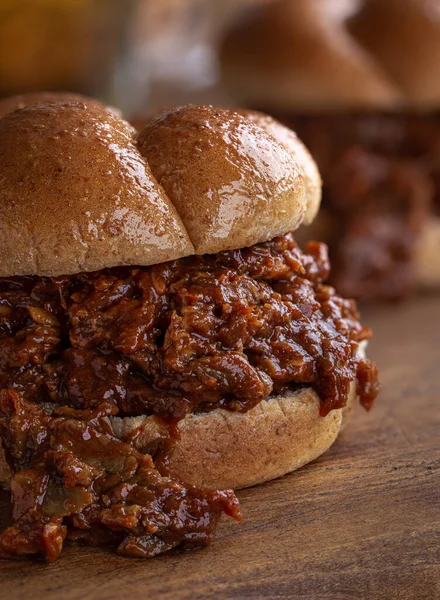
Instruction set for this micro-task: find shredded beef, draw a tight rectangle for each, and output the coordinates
[0,233,378,561]
[0,390,240,562]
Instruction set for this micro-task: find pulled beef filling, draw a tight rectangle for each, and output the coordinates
[0,391,240,562]
[285,113,440,301]
[0,234,378,562]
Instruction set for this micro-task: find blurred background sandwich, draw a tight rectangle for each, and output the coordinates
[220,0,440,300]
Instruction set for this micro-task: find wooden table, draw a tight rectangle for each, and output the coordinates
[0,296,439,599]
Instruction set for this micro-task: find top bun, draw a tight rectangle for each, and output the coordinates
[0,92,120,119]
[235,109,321,224]
[0,101,320,277]
[138,105,309,254]
[220,0,440,111]
[0,101,193,277]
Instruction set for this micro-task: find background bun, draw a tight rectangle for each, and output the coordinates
[0,101,193,277]
[349,0,440,108]
[138,105,308,255]
[220,0,401,111]
[221,0,440,111]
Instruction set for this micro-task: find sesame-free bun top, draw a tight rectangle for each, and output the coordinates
[0,91,119,120]
[220,0,440,111]
[0,101,193,277]
[0,101,319,276]
[235,109,321,224]
[138,105,308,254]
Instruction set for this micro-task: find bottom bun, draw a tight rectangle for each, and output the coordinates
[165,386,355,490]
[0,387,355,491]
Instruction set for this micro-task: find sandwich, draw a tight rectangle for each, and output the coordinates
[220,0,440,300]
[0,97,379,562]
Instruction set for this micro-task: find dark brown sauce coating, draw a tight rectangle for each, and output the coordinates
[0,234,378,561]
[285,113,440,301]
[0,391,240,562]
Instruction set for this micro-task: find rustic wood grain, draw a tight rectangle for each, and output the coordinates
[0,296,439,600]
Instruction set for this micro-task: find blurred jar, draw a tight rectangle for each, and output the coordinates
[0,0,133,101]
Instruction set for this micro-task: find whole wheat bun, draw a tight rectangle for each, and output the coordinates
[108,362,358,490]
[109,386,355,490]
[132,107,321,226]
[0,101,192,277]
[0,91,120,120]
[161,386,356,489]
[138,105,307,255]
[0,385,355,491]
[235,110,322,225]
[0,101,319,276]
[220,0,440,111]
